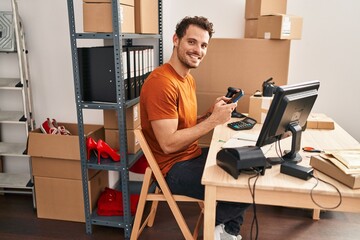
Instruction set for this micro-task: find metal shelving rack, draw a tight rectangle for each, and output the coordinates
[0,0,35,201]
[66,0,162,238]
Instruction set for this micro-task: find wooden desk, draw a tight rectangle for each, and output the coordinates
[202,121,360,239]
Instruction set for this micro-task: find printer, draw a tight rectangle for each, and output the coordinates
[216,146,267,179]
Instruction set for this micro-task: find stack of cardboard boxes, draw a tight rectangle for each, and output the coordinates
[244,0,303,123]
[103,103,141,155]
[28,124,109,222]
[244,0,302,40]
[82,0,158,34]
[28,107,142,222]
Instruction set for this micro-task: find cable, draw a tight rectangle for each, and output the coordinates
[247,170,261,240]
[266,139,284,166]
[309,173,343,209]
[276,138,285,163]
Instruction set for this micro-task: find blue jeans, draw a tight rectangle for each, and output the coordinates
[165,148,250,236]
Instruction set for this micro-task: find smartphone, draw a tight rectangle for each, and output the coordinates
[227,89,244,104]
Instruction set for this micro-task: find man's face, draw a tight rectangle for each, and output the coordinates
[174,25,210,69]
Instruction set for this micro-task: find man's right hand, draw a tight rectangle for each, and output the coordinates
[208,100,236,125]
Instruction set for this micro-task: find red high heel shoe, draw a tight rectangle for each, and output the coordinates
[86,137,97,160]
[97,139,121,164]
[86,137,109,160]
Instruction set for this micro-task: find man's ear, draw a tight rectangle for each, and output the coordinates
[173,34,179,47]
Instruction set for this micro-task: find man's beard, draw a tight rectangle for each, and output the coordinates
[177,48,201,69]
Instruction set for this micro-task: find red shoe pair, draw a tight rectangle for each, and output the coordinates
[40,118,71,135]
[86,137,120,164]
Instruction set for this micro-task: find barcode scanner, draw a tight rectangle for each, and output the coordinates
[225,87,246,118]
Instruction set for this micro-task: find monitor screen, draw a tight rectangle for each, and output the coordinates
[256,80,320,164]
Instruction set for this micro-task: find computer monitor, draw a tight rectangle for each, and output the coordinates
[256,80,320,164]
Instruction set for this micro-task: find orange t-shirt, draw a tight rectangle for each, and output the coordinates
[140,63,202,176]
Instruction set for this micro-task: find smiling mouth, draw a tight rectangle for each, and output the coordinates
[189,53,201,61]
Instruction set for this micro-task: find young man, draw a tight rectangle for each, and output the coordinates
[140,16,249,240]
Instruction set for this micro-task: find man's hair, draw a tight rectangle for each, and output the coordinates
[175,16,214,39]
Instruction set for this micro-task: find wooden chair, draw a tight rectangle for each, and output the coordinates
[130,128,204,240]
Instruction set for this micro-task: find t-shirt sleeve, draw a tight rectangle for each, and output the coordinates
[142,75,179,121]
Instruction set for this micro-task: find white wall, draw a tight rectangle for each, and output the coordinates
[1,0,359,152]
[287,0,360,141]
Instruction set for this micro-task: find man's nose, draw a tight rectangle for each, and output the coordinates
[193,44,201,54]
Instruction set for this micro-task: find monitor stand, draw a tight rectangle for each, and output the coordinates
[266,122,303,165]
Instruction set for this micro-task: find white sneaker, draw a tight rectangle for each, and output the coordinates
[214,224,242,240]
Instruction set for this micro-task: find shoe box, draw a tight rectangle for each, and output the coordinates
[28,123,109,222]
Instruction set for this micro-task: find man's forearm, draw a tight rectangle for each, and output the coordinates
[197,111,212,123]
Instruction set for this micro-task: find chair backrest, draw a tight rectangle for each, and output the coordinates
[134,128,175,196]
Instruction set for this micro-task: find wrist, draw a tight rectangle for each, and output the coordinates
[204,112,211,119]
[197,112,211,123]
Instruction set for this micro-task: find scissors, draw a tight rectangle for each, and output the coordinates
[302,147,323,153]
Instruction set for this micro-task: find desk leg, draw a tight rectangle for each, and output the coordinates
[204,185,217,239]
[312,209,320,220]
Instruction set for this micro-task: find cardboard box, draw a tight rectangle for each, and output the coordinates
[105,129,141,154]
[245,19,258,38]
[310,155,360,189]
[248,95,273,123]
[307,113,335,130]
[28,123,104,160]
[84,0,134,6]
[245,0,287,19]
[32,156,98,180]
[191,38,290,114]
[29,124,103,180]
[83,3,135,33]
[35,170,109,222]
[134,0,158,34]
[257,14,303,40]
[103,103,140,130]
